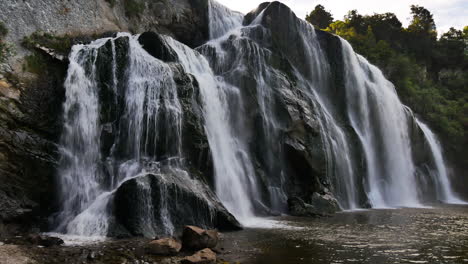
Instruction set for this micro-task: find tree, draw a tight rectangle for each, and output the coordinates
[406,5,437,65]
[306,5,334,29]
[408,5,437,36]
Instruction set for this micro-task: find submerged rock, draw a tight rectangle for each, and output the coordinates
[147,238,182,256]
[310,192,340,215]
[181,248,216,264]
[288,192,339,217]
[28,234,64,247]
[288,197,320,217]
[182,226,218,250]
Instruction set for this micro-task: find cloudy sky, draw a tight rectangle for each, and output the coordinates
[216,0,467,34]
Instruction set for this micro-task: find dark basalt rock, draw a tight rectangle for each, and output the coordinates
[113,173,241,237]
[28,234,64,247]
[138,32,178,62]
[288,192,339,217]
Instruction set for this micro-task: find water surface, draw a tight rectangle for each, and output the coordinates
[219,205,468,264]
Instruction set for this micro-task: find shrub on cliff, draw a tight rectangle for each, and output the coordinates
[124,0,145,19]
[0,21,14,64]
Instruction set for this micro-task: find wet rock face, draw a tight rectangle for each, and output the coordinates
[138,32,179,62]
[198,2,342,213]
[113,174,241,237]
[0,0,213,231]
[0,52,66,228]
[288,192,339,217]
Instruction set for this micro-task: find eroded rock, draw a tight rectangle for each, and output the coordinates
[181,248,216,264]
[147,238,182,256]
[28,234,64,247]
[182,226,218,250]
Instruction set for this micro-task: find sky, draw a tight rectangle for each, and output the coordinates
[216,0,467,35]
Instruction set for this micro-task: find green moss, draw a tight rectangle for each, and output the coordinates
[0,43,14,64]
[0,22,7,38]
[124,0,144,19]
[23,53,48,74]
[22,32,73,55]
[105,0,116,7]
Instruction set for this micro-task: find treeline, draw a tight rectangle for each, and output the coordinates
[306,5,467,169]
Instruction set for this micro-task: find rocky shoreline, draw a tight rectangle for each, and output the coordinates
[0,226,231,264]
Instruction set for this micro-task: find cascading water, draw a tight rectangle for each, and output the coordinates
[341,39,421,207]
[416,120,466,204]
[208,0,243,39]
[164,37,259,222]
[56,33,189,237]
[56,38,109,235]
[55,0,464,239]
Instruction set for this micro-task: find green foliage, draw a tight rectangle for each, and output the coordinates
[23,53,48,74]
[0,42,14,64]
[315,5,467,165]
[305,5,334,29]
[124,0,144,19]
[105,0,116,7]
[408,5,437,35]
[0,21,14,64]
[22,32,72,54]
[0,22,7,38]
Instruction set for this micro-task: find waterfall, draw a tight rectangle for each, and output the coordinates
[208,0,243,39]
[164,37,259,222]
[56,33,187,236]
[56,38,109,235]
[295,20,359,209]
[341,39,421,207]
[54,0,464,239]
[416,120,466,204]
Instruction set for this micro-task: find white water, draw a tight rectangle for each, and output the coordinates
[417,120,466,204]
[208,0,243,39]
[341,39,421,208]
[56,37,110,234]
[165,37,259,222]
[55,0,464,239]
[296,20,359,209]
[56,33,187,237]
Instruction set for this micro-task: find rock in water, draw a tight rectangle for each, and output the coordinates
[288,197,321,217]
[310,192,340,215]
[147,238,182,256]
[182,226,218,250]
[288,192,339,217]
[28,234,64,247]
[181,248,216,264]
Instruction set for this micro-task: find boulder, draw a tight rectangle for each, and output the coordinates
[182,226,218,250]
[147,238,182,256]
[310,192,340,215]
[288,197,320,217]
[113,174,241,238]
[181,248,216,264]
[28,234,64,247]
[288,192,340,217]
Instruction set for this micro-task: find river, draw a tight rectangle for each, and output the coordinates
[219,205,468,263]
